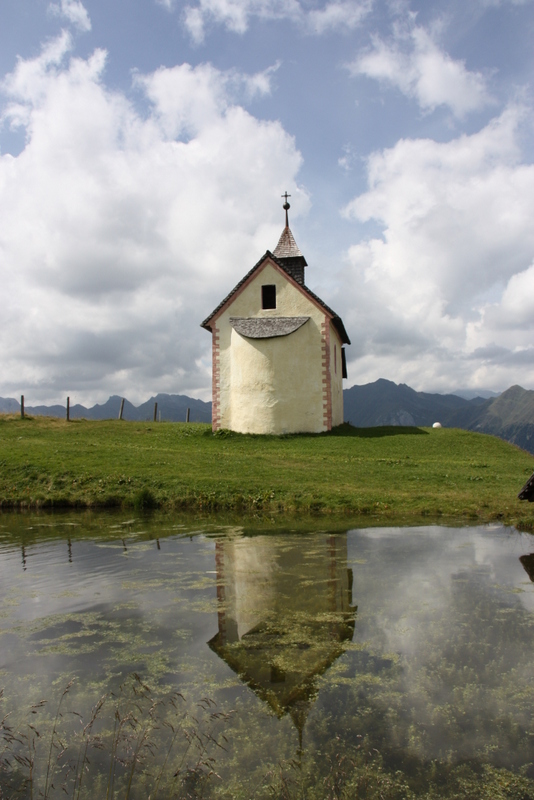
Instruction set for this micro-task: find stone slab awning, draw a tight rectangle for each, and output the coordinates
[230,316,310,339]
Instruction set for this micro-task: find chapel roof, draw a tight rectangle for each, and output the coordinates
[201,195,350,344]
[200,249,351,345]
[273,225,307,264]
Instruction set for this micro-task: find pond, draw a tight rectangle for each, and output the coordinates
[1,512,534,799]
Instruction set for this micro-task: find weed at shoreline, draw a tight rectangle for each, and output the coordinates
[3,678,534,800]
[0,676,233,800]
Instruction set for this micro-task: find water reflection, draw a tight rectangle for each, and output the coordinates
[520,552,534,582]
[2,515,534,798]
[208,534,356,736]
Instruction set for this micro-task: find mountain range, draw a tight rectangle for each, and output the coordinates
[343,380,534,455]
[0,394,212,423]
[1,380,533,455]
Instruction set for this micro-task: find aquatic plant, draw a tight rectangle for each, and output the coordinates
[0,676,234,800]
[3,675,534,800]
[3,523,534,799]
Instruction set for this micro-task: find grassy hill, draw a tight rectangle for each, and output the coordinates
[3,382,533,453]
[0,415,533,530]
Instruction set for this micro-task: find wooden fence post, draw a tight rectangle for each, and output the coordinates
[186,407,190,423]
[20,395,24,419]
[153,402,158,422]
[119,398,125,420]
[66,397,70,422]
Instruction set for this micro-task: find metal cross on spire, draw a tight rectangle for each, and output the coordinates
[282,191,291,227]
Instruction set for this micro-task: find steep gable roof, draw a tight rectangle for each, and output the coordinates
[200,251,350,345]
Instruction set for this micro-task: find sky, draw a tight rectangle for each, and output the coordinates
[0,0,533,406]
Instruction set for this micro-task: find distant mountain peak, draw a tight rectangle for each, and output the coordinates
[343,379,534,455]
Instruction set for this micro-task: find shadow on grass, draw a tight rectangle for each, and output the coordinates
[326,423,429,438]
[207,423,430,440]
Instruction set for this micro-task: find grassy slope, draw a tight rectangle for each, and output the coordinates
[0,415,533,528]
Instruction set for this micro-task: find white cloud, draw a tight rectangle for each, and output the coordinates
[49,0,92,32]
[350,19,491,117]
[336,106,534,392]
[133,60,279,139]
[182,0,372,44]
[305,0,373,34]
[0,35,306,404]
[496,263,534,328]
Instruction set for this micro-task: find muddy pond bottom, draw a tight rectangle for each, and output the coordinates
[1,512,534,799]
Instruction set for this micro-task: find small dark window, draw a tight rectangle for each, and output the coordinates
[341,347,348,379]
[262,284,276,309]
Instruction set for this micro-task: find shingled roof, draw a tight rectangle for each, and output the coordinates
[230,316,310,339]
[201,249,350,345]
[273,226,307,263]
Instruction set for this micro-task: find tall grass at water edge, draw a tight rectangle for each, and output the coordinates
[2,677,534,800]
[0,675,235,800]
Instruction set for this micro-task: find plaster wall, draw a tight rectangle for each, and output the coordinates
[330,324,344,427]
[216,260,327,434]
[217,538,277,641]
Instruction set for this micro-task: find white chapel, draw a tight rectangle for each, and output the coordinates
[201,195,350,434]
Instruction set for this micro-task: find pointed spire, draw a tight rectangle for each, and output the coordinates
[273,225,304,260]
[272,191,308,284]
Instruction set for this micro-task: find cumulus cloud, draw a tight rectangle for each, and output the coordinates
[335,105,534,392]
[49,0,92,32]
[181,0,372,44]
[0,35,305,404]
[305,0,373,34]
[132,60,279,140]
[349,19,491,117]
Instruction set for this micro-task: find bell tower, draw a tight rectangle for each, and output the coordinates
[272,192,308,286]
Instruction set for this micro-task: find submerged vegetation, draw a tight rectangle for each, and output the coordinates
[2,519,534,798]
[2,674,534,800]
[0,675,234,800]
[0,415,533,528]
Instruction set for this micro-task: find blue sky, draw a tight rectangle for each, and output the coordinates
[1,0,533,405]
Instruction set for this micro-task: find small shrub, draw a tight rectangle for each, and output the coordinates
[211,428,236,438]
[133,487,157,510]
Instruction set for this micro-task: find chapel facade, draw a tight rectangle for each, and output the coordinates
[201,197,350,434]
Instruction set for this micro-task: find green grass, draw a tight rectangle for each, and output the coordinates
[0,415,533,528]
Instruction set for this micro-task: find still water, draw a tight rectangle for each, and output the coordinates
[1,512,534,799]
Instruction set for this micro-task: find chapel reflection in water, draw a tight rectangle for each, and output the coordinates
[208,533,357,735]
